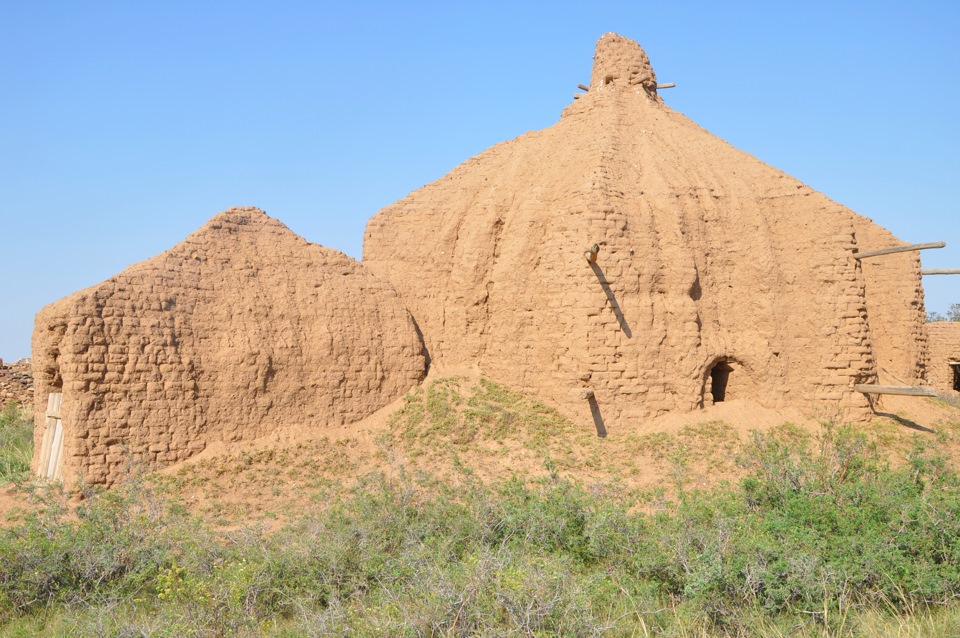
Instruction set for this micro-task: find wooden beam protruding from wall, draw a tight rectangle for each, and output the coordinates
[854,384,937,396]
[854,241,945,259]
[921,269,960,275]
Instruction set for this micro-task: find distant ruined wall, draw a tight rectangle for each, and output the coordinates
[33,208,425,486]
[364,34,881,431]
[926,322,960,395]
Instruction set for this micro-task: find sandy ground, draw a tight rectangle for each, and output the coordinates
[3,370,958,528]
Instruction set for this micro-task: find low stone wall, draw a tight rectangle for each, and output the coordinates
[0,358,33,407]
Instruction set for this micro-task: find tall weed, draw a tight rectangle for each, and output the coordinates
[0,403,32,481]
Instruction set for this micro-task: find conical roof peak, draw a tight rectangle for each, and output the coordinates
[590,32,658,97]
[365,32,923,429]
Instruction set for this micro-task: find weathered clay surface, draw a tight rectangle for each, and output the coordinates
[926,322,960,395]
[844,221,928,386]
[364,33,926,431]
[33,207,425,485]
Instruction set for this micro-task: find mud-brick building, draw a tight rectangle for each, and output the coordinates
[926,322,960,396]
[32,208,425,485]
[364,33,927,431]
[33,34,934,486]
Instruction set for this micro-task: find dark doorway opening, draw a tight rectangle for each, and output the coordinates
[952,363,960,393]
[709,361,734,403]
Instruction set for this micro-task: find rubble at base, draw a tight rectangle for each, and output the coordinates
[0,358,33,407]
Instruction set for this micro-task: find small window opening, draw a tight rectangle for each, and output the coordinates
[709,361,734,403]
[952,363,960,393]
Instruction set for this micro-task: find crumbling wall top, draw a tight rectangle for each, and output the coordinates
[589,32,658,97]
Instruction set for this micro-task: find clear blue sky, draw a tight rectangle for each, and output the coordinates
[1,1,957,361]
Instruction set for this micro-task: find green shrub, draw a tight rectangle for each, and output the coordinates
[1,421,959,635]
[638,425,960,631]
[388,377,576,454]
[0,475,210,620]
[0,403,32,481]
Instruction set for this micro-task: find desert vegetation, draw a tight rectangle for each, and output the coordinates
[0,403,32,482]
[1,389,960,636]
[927,302,960,322]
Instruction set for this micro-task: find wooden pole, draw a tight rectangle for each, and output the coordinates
[921,269,960,275]
[854,384,937,397]
[656,82,676,89]
[577,83,589,92]
[854,241,945,259]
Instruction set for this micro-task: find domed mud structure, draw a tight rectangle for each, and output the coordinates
[33,207,426,485]
[363,33,926,431]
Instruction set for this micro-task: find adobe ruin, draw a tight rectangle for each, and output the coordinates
[32,208,425,485]
[363,33,926,431]
[32,34,936,486]
[926,322,960,396]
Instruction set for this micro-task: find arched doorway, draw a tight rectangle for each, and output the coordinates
[709,361,734,403]
[702,358,740,407]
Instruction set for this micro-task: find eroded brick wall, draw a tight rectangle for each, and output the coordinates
[926,322,960,395]
[843,216,928,387]
[33,208,426,486]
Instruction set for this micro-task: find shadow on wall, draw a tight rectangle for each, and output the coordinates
[410,316,432,375]
[589,262,632,337]
[710,361,734,402]
[587,394,607,437]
